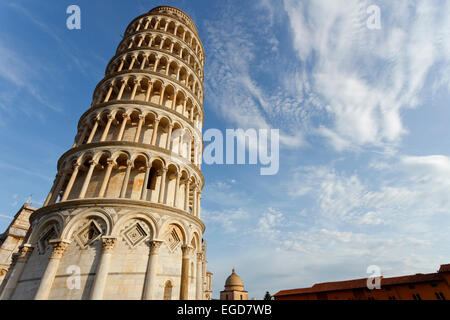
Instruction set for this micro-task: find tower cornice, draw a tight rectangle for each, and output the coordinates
[124,6,205,62]
[29,199,205,233]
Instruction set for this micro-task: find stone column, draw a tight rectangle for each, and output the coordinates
[120,161,133,198]
[197,192,202,219]
[192,138,197,166]
[202,258,208,297]
[159,86,166,105]
[140,165,151,200]
[158,168,167,204]
[179,245,192,300]
[104,86,114,103]
[196,253,203,300]
[144,19,150,30]
[140,56,147,70]
[117,58,125,72]
[43,173,60,206]
[173,173,181,208]
[49,170,69,204]
[79,160,97,199]
[117,80,126,100]
[184,179,190,212]
[145,83,153,102]
[61,163,80,201]
[0,245,34,300]
[100,115,114,142]
[172,90,178,110]
[192,185,198,216]
[86,119,99,144]
[76,126,89,146]
[151,119,160,145]
[34,240,70,300]
[90,237,117,300]
[142,240,163,300]
[130,80,138,100]
[134,115,145,143]
[188,138,194,162]
[98,159,115,198]
[117,114,130,141]
[165,124,173,150]
[128,56,137,70]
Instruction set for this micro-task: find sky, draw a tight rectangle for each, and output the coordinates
[0,0,449,300]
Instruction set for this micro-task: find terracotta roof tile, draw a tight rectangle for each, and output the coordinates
[439,264,450,273]
[274,264,449,297]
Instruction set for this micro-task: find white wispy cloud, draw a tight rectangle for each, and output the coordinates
[8,2,99,79]
[283,0,450,151]
[202,208,250,234]
[0,214,13,220]
[0,161,52,182]
[287,155,450,229]
[0,41,62,114]
[204,2,306,149]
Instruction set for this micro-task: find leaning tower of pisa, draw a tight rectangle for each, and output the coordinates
[0,6,211,300]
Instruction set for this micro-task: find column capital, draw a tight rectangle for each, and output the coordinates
[106,158,116,166]
[72,163,81,170]
[101,236,117,253]
[181,244,193,257]
[196,252,203,261]
[122,113,130,120]
[117,78,127,84]
[88,160,98,166]
[129,77,139,85]
[126,160,133,167]
[157,167,168,176]
[49,239,70,259]
[10,252,21,265]
[17,244,35,262]
[148,239,164,253]
[107,114,115,120]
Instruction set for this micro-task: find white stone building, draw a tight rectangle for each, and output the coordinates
[0,6,212,300]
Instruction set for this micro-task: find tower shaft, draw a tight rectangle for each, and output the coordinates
[0,6,208,301]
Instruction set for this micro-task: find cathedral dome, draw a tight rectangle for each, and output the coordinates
[225,269,244,289]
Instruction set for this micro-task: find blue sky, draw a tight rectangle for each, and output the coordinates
[1,0,450,299]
